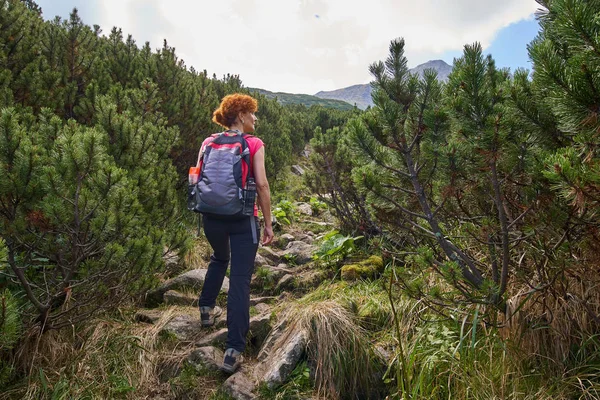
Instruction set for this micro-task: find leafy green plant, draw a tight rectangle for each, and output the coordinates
[308,196,327,216]
[314,230,363,266]
[273,199,296,226]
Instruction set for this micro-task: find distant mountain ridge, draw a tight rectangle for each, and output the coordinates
[249,88,354,111]
[315,59,453,110]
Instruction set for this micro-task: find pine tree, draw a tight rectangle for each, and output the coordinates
[529,0,600,220]
[348,39,502,309]
[306,125,379,235]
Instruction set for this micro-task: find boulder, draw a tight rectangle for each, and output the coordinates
[248,313,272,347]
[257,327,309,388]
[223,372,256,400]
[258,320,287,361]
[163,290,198,307]
[145,268,229,307]
[280,241,316,265]
[295,233,315,244]
[187,346,223,372]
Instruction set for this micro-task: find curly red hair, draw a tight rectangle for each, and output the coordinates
[212,94,258,128]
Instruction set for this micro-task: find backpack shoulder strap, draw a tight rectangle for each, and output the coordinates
[196,133,221,167]
[241,134,254,178]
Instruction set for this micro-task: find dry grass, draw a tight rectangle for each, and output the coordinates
[1,307,223,400]
[272,298,384,400]
[504,264,600,374]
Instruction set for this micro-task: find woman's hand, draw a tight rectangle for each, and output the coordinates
[262,225,274,246]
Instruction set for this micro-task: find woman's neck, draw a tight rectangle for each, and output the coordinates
[228,123,244,133]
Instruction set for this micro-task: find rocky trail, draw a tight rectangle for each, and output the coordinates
[133,204,351,399]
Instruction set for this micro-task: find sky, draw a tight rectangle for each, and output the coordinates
[36,0,542,95]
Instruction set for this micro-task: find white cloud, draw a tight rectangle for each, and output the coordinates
[90,0,539,93]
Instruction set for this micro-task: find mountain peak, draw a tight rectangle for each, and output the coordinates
[315,59,453,109]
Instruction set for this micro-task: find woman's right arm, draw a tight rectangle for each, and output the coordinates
[252,147,273,245]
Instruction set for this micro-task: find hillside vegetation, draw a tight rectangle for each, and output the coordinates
[250,88,355,111]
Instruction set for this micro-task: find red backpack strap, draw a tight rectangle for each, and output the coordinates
[196,133,221,168]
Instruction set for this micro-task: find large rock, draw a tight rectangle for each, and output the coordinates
[258,319,287,361]
[295,233,315,244]
[161,314,203,341]
[280,241,316,265]
[187,346,223,372]
[223,372,256,400]
[257,327,308,388]
[145,268,229,307]
[248,313,272,347]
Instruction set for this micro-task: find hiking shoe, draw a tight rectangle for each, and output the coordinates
[221,348,243,374]
[200,306,222,327]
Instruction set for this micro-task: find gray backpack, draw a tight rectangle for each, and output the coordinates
[187,130,256,219]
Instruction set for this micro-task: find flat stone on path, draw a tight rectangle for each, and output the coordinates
[187,346,223,372]
[145,268,229,307]
[223,372,257,400]
[135,309,163,324]
[161,314,203,341]
[280,241,316,265]
[196,327,228,347]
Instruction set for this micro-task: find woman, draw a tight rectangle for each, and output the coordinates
[197,93,273,374]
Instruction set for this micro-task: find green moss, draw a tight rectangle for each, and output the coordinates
[363,255,384,270]
[341,256,384,281]
[341,264,373,281]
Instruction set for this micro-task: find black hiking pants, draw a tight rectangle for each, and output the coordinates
[198,215,260,352]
